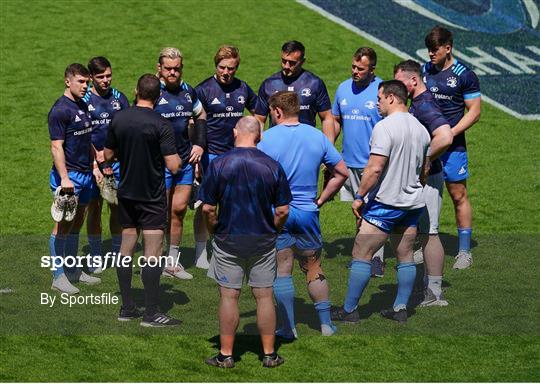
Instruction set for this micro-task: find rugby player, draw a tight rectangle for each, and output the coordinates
[423,26,481,269]
[193,45,258,269]
[331,80,430,323]
[394,60,453,306]
[332,47,386,277]
[200,116,290,368]
[258,91,348,338]
[255,40,335,142]
[83,56,129,272]
[48,63,101,294]
[155,47,207,279]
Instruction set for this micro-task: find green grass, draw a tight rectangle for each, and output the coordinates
[1,0,539,381]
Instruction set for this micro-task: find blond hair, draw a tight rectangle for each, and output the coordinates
[158,47,183,64]
[214,45,240,66]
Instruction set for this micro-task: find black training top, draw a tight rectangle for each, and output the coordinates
[106,106,177,202]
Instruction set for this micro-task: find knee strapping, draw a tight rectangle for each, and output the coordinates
[299,254,325,283]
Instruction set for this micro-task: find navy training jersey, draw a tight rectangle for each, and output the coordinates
[195,76,257,155]
[82,87,129,150]
[48,95,93,172]
[256,69,331,127]
[409,90,450,175]
[198,147,292,258]
[423,59,481,152]
[154,82,202,162]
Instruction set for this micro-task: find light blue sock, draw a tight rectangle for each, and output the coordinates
[343,260,371,313]
[111,235,122,255]
[64,233,79,274]
[49,234,65,279]
[393,262,416,311]
[314,300,333,326]
[273,275,295,332]
[458,228,472,252]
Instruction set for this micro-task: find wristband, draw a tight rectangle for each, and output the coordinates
[354,193,364,201]
[193,119,207,148]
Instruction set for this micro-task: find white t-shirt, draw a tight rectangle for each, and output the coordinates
[369,111,430,209]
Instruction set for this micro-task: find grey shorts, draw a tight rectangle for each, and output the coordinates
[418,171,444,234]
[340,167,364,202]
[207,241,277,289]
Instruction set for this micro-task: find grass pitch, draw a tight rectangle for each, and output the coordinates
[0,0,539,381]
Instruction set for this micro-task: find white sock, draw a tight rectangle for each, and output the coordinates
[195,241,207,259]
[427,275,443,297]
[374,245,384,262]
[167,245,179,267]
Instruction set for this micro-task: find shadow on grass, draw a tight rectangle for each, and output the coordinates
[114,283,190,313]
[323,233,478,260]
[207,333,288,362]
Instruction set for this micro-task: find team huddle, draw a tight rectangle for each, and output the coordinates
[47,26,481,368]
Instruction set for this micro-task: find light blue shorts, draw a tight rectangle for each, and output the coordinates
[165,163,194,189]
[440,151,468,182]
[50,168,92,206]
[276,207,322,251]
[362,200,423,233]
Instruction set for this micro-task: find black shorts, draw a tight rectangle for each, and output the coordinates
[118,196,167,230]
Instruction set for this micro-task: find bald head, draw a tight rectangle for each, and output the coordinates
[234,116,261,147]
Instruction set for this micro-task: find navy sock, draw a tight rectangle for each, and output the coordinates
[393,262,416,311]
[64,233,79,274]
[343,260,371,313]
[273,275,295,332]
[458,228,472,252]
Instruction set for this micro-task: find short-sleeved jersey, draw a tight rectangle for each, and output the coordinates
[198,147,292,258]
[422,59,481,152]
[332,77,383,168]
[106,106,177,202]
[195,76,257,155]
[369,112,431,209]
[409,90,450,175]
[256,70,331,127]
[154,82,202,162]
[82,87,129,150]
[48,95,93,172]
[258,123,342,211]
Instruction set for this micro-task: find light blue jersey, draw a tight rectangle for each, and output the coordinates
[332,77,382,168]
[258,123,342,211]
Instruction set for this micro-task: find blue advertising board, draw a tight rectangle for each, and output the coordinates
[301,0,540,120]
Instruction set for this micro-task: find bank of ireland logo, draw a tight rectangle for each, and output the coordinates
[364,100,376,110]
[301,88,312,97]
[226,106,234,112]
[352,108,360,114]
[430,86,439,93]
[447,76,458,88]
[176,105,184,111]
[100,112,109,118]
